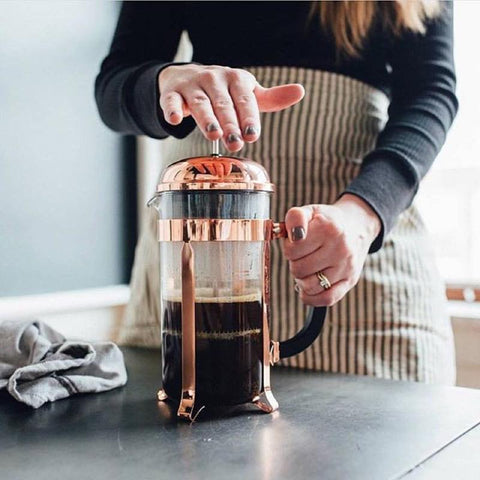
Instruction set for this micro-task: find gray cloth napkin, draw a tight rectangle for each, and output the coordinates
[0,319,127,408]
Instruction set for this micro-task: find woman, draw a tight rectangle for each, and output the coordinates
[95,1,458,384]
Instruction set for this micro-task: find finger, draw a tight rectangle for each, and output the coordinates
[255,83,305,112]
[183,90,223,141]
[159,90,186,126]
[294,266,341,296]
[288,245,334,279]
[229,82,261,143]
[283,205,322,261]
[284,206,311,243]
[288,233,350,278]
[203,85,243,152]
[284,206,342,261]
[299,279,350,307]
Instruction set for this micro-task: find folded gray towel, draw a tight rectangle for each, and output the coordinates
[0,319,127,408]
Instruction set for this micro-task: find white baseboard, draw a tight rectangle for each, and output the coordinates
[39,305,127,343]
[0,285,130,320]
[0,285,130,342]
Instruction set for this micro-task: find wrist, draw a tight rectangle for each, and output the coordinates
[158,64,182,93]
[335,193,381,243]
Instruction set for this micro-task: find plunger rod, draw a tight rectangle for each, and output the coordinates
[212,139,220,156]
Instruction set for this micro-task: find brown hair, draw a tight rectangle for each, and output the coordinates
[312,0,442,58]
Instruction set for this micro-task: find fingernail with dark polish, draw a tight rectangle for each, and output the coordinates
[291,226,306,241]
[206,123,219,132]
[227,133,241,143]
[244,125,258,136]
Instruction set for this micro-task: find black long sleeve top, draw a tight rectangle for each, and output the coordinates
[95,1,458,252]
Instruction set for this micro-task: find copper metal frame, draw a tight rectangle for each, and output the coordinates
[158,219,286,242]
[157,218,287,419]
[177,239,197,420]
[254,240,279,413]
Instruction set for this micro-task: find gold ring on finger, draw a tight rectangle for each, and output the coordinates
[315,271,332,290]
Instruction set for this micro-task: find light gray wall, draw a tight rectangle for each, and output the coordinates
[0,2,133,296]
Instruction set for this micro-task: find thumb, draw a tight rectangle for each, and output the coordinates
[285,205,317,242]
[254,83,305,113]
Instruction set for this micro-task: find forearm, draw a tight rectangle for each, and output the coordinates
[94,2,194,139]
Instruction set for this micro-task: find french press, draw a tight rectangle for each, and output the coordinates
[148,140,326,420]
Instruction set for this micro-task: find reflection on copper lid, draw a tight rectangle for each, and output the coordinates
[156,155,274,192]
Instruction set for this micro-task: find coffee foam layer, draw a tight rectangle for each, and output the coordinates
[163,328,261,339]
[164,288,261,303]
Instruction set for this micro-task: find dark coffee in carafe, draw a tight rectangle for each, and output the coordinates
[162,293,263,405]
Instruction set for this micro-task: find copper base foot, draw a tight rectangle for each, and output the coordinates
[177,389,195,419]
[253,388,279,413]
[157,389,168,401]
[157,389,204,421]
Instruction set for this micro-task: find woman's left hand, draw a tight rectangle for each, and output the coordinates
[283,194,381,307]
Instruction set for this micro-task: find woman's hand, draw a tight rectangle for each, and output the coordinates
[158,64,305,151]
[283,194,381,307]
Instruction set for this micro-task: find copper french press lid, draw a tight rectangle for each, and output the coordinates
[156,140,274,192]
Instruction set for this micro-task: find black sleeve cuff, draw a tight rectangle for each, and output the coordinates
[342,152,417,253]
[130,62,197,139]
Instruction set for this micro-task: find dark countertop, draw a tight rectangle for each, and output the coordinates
[1,347,479,480]
[406,425,479,479]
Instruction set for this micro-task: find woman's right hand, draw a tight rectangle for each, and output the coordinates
[158,64,305,152]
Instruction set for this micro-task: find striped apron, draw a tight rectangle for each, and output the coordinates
[120,67,456,385]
